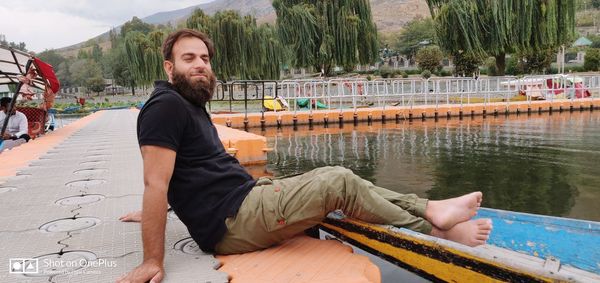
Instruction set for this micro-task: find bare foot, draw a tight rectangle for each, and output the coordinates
[119,210,142,222]
[431,218,492,247]
[425,192,482,230]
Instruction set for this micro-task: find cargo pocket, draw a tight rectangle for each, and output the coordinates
[269,180,326,232]
[260,184,288,232]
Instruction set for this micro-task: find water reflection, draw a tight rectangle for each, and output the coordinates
[259,111,600,221]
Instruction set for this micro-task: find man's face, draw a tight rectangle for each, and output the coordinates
[164,36,216,106]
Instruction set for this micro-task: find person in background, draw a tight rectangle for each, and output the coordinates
[1,97,30,143]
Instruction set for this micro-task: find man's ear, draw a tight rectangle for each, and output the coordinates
[163,60,174,81]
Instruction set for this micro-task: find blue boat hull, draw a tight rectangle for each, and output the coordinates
[476,208,600,275]
[319,208,600,282]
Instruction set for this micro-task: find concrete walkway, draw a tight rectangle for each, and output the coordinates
[0,109,228,282]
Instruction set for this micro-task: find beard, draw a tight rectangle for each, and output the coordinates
[171,67,216,107]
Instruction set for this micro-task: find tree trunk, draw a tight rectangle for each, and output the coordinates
[495,53,506,76]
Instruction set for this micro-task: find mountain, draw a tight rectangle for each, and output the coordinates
[140,0,429,33]
[142,0,276,25]
[56,0,429,56]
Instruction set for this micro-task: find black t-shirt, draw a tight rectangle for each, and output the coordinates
[137,81,255,252]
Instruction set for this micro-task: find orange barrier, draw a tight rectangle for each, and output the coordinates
[217,235,380,283]
[212,98,600,128]
[215,124,269,165]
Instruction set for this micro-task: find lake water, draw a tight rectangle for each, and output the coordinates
[256,110,600,222]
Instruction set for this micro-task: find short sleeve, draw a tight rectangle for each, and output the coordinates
[137,92,188,151]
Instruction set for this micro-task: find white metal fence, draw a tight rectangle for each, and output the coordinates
[211,75,600,114]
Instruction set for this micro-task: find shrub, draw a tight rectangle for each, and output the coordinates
[421,70,432,79]
[584,48,600,71]
[505,56,524,76]
[453,52,483,77]
[438,70,452,77]
[416,45,444,73]
[379,65,394,78]
[401,71,408,78]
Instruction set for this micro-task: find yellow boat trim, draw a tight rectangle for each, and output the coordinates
[321,219,556,282]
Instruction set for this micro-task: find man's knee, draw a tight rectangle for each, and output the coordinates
[322,167,362,193]
[331,166,357,181]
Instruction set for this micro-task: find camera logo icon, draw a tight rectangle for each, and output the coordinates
[9,258,38,274]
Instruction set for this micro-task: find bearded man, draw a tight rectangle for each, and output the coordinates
[117,29,491,283]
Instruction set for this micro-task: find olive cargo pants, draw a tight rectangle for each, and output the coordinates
[215,166,432,254]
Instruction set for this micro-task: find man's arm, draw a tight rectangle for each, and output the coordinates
[116,145,176,283]
[15,112,28,138]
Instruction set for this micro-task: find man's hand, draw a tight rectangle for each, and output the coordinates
[2,133,11,140]
[116,260,164,283]
[119,210,142,222]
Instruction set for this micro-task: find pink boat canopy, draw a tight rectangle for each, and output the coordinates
[0,45,60,94]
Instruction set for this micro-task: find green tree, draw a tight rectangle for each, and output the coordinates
[121,17,154,38]
[394,18,436,60]
[426,0,575,76]
[0,35,27,51]
[272,0,379,76]
[77,49,90,59]
[56,61,72,88]
[521,48,556,74]
[453,51,482,77]
[124,30,166,87]
[584,48,600,71]
[186,9,283,80]
[91,44,103,63]
[416,45,443,73]
[36,49,65,69]
[69,59,105,94]
[87,76,106,94]
[107,43,136,94]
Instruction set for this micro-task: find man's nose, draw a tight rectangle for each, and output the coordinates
[192,58,208,70]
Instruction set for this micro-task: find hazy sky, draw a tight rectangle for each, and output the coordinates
[0,0,213,53]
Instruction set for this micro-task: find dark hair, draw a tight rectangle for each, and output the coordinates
[162,29,215,61]
[0,97,11,107]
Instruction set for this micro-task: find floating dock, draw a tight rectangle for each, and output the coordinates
[0,109,378,283]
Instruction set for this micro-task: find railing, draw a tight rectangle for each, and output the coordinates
[207,75,600,115]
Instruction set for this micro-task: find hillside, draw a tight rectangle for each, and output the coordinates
[143,0,276,25]
[56,0,429,57]
[140,0,429,32]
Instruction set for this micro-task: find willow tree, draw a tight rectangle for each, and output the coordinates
[426,0,575,75]
[124,30,167,87]
[186,10,283,80]
[272,0,379,76]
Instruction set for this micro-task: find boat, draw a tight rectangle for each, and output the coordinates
[263,95,289,111]
[297,98,328,109]
[0,45,60,149]
[319,208,600,282]
[501,75,592,100]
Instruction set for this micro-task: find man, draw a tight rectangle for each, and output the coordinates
[0,97,30,144]
[117,29,492,283]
